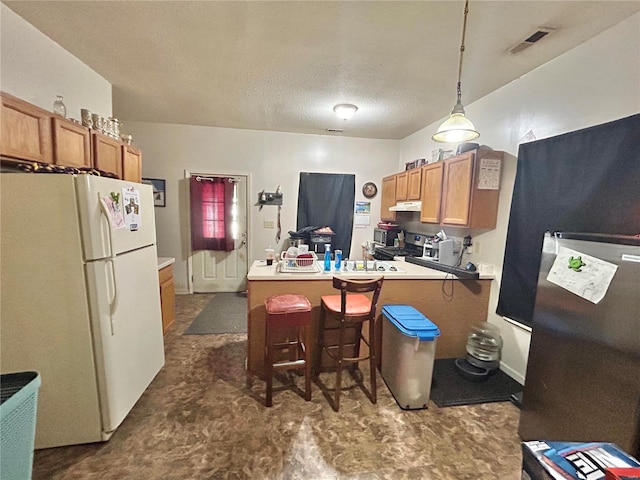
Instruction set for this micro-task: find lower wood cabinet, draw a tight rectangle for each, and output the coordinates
[159,264,176,335]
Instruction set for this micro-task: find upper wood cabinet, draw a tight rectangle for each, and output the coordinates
[395,172,408,201]
[441,153,474,226]
[407,168,422,200]
[419,162,444,223]
[380,174,397,221]
[1,92,53,163]
[92,133,123,179]
[1,91,144,182]
[52,117,91,168]
[440,149,503,229]
[122,145,142,183]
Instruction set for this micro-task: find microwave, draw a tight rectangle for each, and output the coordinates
[373,228,400,246]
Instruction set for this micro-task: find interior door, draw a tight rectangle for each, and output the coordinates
[192,175,248,292]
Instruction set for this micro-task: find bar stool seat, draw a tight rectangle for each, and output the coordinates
[264,294,312,407]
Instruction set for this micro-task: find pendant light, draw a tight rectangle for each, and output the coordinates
[432,0,479,143]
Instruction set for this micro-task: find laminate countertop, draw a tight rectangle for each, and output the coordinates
[157,257,175,270]
[247,259,494,281]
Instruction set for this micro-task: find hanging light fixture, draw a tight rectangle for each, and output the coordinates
[432,0,480,143]
[333,103,358,120]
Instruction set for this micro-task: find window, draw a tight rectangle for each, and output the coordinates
[190,176,235,251]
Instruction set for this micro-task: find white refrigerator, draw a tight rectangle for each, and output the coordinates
[0,173,165,449]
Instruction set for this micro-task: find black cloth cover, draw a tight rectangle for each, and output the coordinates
[497,114,640,327]
[297,173,355,258]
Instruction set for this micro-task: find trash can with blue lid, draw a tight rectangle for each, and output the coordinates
[381,305,440,409]
[1,371,41,480]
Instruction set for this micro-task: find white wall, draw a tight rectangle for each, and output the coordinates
[0,4,111,121]
[126,121,399,293]
[399,13,640,383]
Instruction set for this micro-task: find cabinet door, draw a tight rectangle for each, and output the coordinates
[380,175,397,221]
[122,145,142,183]
[395,172,408,201]
[420,162,444,223]
[407,168,422,200]
[92,133,123,178]
[159,265,176,334]
[52,117,91,168]
[441,153,474,226]
[1,92,52,163]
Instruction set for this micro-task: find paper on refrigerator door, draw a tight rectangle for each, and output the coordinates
[547,246,618,304]
[99,194,126,229]
[122,187,141,231]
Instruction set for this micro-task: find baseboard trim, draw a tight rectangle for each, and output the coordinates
[500,362,525,386]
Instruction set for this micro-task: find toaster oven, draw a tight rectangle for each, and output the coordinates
[373,228,400,247]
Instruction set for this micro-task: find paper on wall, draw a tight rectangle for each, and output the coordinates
[547,246,618,304]
[355,201,370,227]
[477,158,501,190]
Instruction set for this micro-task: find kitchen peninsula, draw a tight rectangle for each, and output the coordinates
[246,260,494,376]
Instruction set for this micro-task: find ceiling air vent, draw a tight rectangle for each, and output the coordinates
[510,27,554,54]
[326,128,344,133]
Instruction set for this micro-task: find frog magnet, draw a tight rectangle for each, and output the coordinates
[568,256,586,272]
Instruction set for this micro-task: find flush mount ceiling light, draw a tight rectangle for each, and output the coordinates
[333,104,358,120]
[432,0,480,143]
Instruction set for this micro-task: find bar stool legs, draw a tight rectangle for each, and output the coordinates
[264,294,312,407]
[316,276,384,411]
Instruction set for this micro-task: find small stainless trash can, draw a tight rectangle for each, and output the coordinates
[381,305,440,409]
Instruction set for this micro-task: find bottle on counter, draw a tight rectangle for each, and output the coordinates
[324,244,331,272]
[334,249,342,270]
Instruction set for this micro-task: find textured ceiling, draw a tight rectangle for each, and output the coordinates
[4,1,639,139]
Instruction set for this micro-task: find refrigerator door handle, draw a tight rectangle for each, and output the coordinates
[105,214,116,260]
[107,259,118,335]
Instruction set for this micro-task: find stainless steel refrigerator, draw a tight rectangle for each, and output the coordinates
[518,232,640,457]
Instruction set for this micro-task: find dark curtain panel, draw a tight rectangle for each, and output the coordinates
[297,173,355,258]
[497,114,640,326]
[190,176,235,251]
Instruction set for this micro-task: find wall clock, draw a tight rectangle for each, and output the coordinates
[362,182,378,199]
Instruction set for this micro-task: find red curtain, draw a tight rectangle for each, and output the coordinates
[190,176,235,251]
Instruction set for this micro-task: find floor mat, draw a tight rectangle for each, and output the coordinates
[430,358,523,407]
[183,293,247,335]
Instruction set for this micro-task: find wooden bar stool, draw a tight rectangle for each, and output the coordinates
[316,276,384,411]
[264,294,312,407]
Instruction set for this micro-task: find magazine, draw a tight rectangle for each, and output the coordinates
[523,441,640,480]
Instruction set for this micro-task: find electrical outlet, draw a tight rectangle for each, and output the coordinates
[263,220,275,229]
[474,242,481,254]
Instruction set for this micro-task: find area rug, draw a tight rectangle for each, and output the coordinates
[183,293,247,335]
[430,358,523,408]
